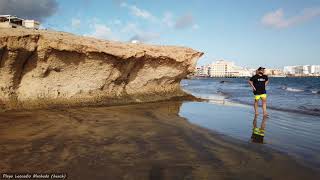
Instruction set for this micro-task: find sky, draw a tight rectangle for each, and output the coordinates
[1,0,320,68]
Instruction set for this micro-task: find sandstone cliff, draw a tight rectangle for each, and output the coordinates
[0,28,203,110]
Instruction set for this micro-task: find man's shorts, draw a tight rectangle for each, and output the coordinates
[254,94,267,100]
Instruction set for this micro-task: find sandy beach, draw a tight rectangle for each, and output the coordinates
[0,100,319,180]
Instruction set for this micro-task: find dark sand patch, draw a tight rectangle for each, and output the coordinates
[0,101,319,180]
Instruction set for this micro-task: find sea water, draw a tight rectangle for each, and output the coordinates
[180,77,320,169]
[182,77,320,116]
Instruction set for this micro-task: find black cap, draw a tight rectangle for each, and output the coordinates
[257,67,265,70]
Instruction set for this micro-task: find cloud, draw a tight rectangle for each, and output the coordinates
[261,7,320,28]
[119,3,198,31]
[84,19,159,42]
[162,12,174,28]
[85,24,114,40]
[174,14,196,29]
[120,22,159,42]
[120,3,156,21]
[162,12,199,30]
[71,18,81,28]
[129,5,156,21]
[0,0,58,21]
[129,32,160,42]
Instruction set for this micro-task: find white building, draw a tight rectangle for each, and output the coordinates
[265,68,285,77]
[303,65,311,75]
[294,66,303,74]
[23,20,40,29]
[208,60,234,77]
[284,65,320,75]
[0,15,23,28]
[231,66,251,77]
[284,66,295,74]
[208,60,250,77]
[195,65,210,76]
[248,68,257,76]
[310,65,320,74]
[284,66,300,75]
[0,15,40,29]
[200,65,210,76]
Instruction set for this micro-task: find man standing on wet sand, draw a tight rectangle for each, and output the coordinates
[248,67,269,116]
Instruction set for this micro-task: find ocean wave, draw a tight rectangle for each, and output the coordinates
[299,105,320,112]
[200,88,320,117]
[282,88,320,94]
[216,90,231,98]
[225,99,320,116]
[284,87,304,92]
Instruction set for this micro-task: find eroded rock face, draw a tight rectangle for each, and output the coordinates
[0,28,203,110]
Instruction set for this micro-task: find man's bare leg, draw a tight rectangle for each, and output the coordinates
[253,114,258,128]
[262,97,268,116]
[254,100,259,115]
[258,115,268,136]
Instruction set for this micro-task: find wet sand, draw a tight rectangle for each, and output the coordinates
[180,101,320,170]
[0,101,319,180]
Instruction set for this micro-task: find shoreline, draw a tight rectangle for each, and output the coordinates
[0,93,203,113]
[0,100,319,179]
[180,100,320,171]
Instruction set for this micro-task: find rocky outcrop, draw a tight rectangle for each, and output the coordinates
[0,28,203,110]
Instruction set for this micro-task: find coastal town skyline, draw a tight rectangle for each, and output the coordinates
[196,59,320,77]
[1,0,319,68]
[198,59,320,70]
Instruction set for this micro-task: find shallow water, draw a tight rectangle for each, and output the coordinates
[0,101,319,180]
[179,102,320,169]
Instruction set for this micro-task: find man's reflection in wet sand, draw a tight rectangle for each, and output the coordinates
[251,114,268,143]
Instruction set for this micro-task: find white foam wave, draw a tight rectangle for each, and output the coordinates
[285,87,304,92]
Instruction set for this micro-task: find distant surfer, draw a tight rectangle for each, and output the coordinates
[248,67,269,116]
